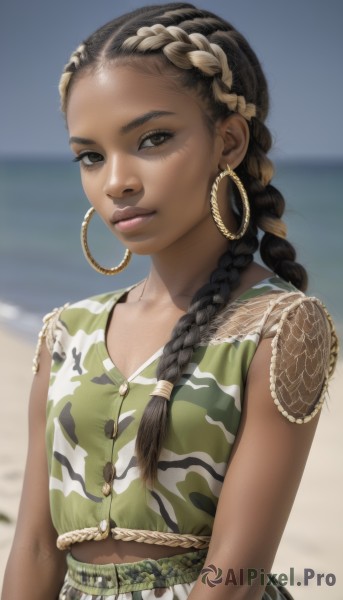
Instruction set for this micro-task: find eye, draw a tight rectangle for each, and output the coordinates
[72,151,104,167]
[139,131,173,149]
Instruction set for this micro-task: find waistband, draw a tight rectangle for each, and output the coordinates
[66,548,207,595]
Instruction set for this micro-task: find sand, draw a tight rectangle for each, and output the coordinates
[0,326,342,598]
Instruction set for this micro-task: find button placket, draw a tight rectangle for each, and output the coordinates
[101,460,116,497]
[103,462,116,483]
[101,380,128,500]
[102,482,111,496]
[119,381,129,397]
[104,419,118,440]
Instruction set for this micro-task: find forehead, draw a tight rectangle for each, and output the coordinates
[66,62,207,131]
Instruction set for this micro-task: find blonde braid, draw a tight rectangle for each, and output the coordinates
[241,119,288,239]
[58,44,86,112]
[123,24,256,121]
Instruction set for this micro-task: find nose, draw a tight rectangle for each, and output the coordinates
[103,156,142,200]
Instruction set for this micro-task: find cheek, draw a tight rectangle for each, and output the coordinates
[175,159,214,213]
[80,170,90,195]
[80,171,101,205]
[152,141,214,204]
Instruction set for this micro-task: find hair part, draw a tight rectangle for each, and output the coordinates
[60,3,308,484]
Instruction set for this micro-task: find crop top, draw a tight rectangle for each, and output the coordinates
[33,275,338,551]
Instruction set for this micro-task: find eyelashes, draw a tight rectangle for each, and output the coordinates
[139,130,173,148]
[72,152,103,167]
[72,130,174,168]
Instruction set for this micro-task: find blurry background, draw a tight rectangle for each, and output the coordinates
[0,0,342,338]
[0,1,342,597]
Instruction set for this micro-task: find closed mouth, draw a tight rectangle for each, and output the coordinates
[111,207,156,224]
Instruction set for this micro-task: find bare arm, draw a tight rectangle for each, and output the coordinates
[188,337,320,599]
[1,342,67,600]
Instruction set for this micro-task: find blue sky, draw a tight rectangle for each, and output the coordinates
[1,0,342,159]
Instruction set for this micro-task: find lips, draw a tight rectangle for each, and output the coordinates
[110,206,156,225]
[110,206,157,233]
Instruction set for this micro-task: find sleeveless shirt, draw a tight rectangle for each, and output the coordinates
[34,275,338,550]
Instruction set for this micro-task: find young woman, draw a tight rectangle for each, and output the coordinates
[2,3,338,599]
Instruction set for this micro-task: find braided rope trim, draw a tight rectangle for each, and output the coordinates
[326,309,340,379]
[255,292,304,339]
[270,296,338,424]
[56,526,210,550]
[57,526,109,550]
[205,291,304,346]
[32,304,69,374]
[123,24,256,120]
[111,527,210,548]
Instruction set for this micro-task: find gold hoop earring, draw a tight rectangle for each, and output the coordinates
[210,165,250,240]
[81,207,132,275]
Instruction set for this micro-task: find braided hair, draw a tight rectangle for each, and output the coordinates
[59,3,308,483]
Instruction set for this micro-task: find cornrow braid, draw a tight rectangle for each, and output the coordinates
[58,2,308,482]
[149,9,228,35]
[162,7,203,19]
[136,234,258,484]
[59,44,87,112]
[123,24,256,120]
[177,17,225,32]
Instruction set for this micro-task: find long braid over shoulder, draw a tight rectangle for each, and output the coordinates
[59,3,308,483]
[137,237,257,483]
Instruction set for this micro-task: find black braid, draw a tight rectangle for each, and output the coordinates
[135,233,258,483]
[237,119,308,291]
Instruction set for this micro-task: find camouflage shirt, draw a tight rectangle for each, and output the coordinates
[38,276,337,550]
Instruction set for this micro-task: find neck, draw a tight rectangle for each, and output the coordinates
[143,221,231,305]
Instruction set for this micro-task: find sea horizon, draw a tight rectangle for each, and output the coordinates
[1,156,342,345]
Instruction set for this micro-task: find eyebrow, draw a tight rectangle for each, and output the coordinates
[69,110,176,145]
[69,136,96,145]
[120,110,176,134]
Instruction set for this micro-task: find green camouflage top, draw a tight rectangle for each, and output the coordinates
[37,276,337,550]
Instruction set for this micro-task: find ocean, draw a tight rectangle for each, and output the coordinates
[0,158,342,343]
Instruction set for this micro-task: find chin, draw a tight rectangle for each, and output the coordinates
[124,236,170,256]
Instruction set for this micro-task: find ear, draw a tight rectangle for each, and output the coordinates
[215,113,250,170]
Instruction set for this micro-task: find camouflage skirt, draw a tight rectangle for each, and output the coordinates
[59,550,294,599]
[59,550,206,599]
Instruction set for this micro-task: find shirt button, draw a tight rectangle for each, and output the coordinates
[119,382,129,397]
[99,519,108,533]
[103,462,116,483]
[102,482,112,497]
[104,419,117,439]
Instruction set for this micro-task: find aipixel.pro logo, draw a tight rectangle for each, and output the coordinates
[200,565,337,588]
[201,564,223,587]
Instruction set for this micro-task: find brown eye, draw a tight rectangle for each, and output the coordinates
[139,132,172,149]
[73,152,104,167]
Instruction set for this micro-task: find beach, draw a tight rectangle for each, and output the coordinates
[0,328,32,584]
[0,325,342,597]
